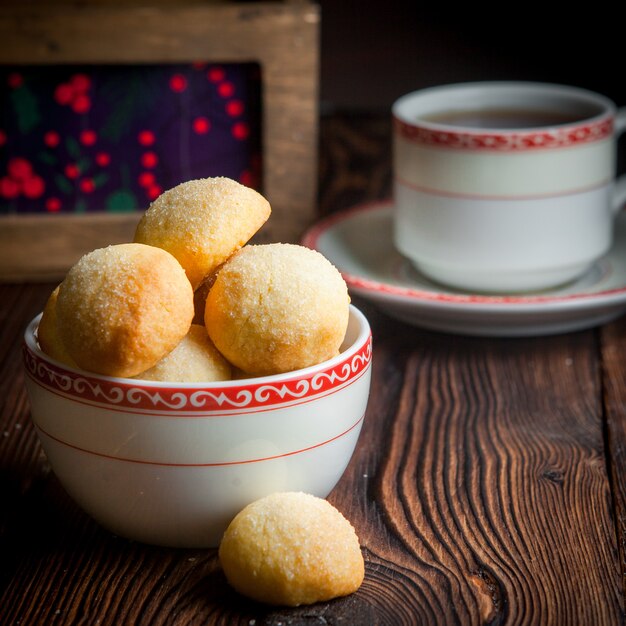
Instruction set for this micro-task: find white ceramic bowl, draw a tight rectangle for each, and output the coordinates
[23,305,372,548]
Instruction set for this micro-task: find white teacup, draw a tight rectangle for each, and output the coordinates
[392,82,626,292]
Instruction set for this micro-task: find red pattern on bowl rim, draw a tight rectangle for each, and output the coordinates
[23,316,372,416]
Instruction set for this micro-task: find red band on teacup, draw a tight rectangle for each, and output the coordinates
[23,336,372,414]
[393,116,613,151]
[394,175,612,201]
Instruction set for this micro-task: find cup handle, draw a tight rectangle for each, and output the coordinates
[613,107,626,214]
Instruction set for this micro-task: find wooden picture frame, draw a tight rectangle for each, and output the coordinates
[0,2,319,281]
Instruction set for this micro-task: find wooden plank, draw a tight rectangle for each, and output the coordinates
[0,2,319,280]
[0,213,141,282]
[601,316,626,604]
[331,309,623,624]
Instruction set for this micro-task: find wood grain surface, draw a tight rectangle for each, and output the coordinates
[1,113,625,625]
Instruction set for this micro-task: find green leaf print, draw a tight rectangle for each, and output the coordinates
[92,173,109,188]
[77,156,91,172]
[11,85,40,134]
[106,189,137,212]
[66,136,81,160]
[55,174,74,195]
[100,70,159,143]
[38,151,58,166]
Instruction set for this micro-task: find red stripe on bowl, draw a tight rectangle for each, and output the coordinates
[34,413,365,467]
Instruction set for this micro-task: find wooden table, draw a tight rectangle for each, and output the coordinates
[1,113,625,625]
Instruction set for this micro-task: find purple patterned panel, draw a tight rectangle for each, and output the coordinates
[0,63,263,214]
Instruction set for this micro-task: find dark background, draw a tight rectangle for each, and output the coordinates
[317,2,624,113]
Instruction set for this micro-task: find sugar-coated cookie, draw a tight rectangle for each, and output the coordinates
[134,177,271,289]
[37,285,78,368]
[204,244,350,376]
[218,492,364,606]
[135,324,231,382]
[56,243,193,377]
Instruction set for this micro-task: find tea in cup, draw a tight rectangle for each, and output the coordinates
[392,82,626,292]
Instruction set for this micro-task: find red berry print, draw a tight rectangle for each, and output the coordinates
[226,100,244,117]
[147,184,162,201]
[65,164,80,179]
[95,152,110,167]
[80,178,95,194]
[44,131,60,148]
[217,82,235,98]
[169,74,188,93]
[54,83,74,106]
[232,122,249,140]
[0,177,20,199]
[7,73,23,89]
[70,73,91,93]
[0,129,6,146]
[55,73,92,115]
[2,157,48,200]
[72,94,91,114]
[138,130,156,146]
[239,170,252,187]
[46,197,62,212]
[80,129,97,146]
[141,152,158,169]
[8,157,32,181]
[192,61,207,70]
[22,176,45,199]
[192,117,211,134]
[207,67,225,83]
[138,171,156,187]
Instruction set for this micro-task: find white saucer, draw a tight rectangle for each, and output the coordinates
[302,201,626,336]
